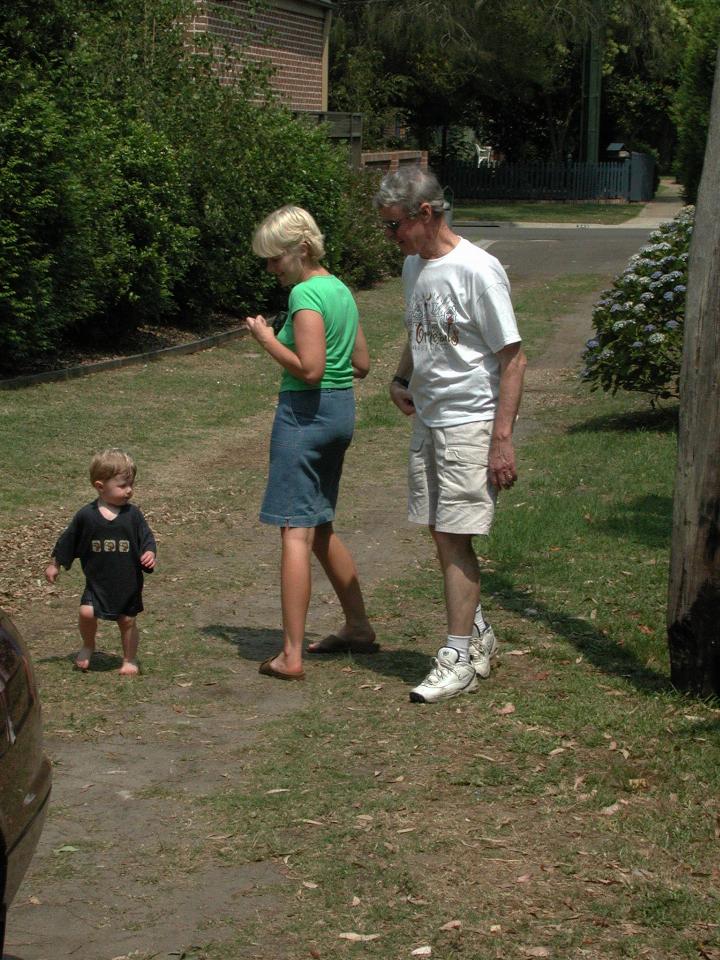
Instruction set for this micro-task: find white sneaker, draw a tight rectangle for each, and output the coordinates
[469,623,499,679]
[409,647,479,703]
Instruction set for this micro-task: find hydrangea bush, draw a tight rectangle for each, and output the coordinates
[581,206,694,401]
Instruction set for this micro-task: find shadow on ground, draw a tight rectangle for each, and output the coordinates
[203,622,433,683]
[569,404,678,435]
[37,650,122,672]
[604,493,673,550]
[482,568,673,696]
[201,623,284,662]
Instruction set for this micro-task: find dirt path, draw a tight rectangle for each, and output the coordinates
[4,203,680,960]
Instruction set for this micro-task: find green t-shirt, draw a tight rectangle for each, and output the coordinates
[277,274,359,391]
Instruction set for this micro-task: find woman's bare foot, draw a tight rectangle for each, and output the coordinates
[259,653,305,680]
[307,624,377,654]
[75,647,94,671]
[118,659,140,676]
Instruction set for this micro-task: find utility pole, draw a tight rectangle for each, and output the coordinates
[667,49,720,696]
[580,0,602,162]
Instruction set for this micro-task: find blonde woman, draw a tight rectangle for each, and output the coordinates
[245,206,376,680]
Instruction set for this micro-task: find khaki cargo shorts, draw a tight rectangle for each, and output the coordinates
[407,418,497,535]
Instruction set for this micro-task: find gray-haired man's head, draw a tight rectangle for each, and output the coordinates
[374,166,445,217]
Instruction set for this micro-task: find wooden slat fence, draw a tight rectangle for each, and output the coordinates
[446,159,632,201]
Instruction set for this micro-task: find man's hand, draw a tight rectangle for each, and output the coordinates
[489,436,517,490]
[45,562,60,584]
[389,380,415,416]
[140,551,156,571]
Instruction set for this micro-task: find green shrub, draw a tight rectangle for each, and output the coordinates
[330,167,403,289]
[0,63,71,363]
[581,207,693,402]
[0,0,400,371]
[62,105,199,341]
[0,73,199,369]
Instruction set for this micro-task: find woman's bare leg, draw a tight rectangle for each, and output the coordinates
[270,525,314,675]
[307,523,374,650]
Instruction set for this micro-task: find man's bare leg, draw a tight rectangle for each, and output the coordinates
[430,528,480,637]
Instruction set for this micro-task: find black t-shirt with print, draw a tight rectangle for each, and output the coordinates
[52,500,156,620]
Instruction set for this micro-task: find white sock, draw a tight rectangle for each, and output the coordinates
[445,635,471,663]
[474,603,488,633]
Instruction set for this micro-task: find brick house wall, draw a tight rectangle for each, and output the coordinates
[191,0,332,112]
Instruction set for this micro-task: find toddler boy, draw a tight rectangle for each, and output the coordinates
[45,449,156,675]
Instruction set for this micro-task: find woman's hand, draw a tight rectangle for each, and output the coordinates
[244,314,276,346]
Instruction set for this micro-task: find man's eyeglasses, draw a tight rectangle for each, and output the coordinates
[379,214,416,234]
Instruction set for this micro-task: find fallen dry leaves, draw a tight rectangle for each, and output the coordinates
[338,931,380,942]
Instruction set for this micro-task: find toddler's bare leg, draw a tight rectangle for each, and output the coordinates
[76,605,97,670]
[117,615,140,676]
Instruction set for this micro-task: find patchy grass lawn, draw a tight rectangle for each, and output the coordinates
[453,201,644,225]
[3,265,719,960]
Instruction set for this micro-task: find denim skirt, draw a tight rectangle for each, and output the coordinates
[260,389,355,527]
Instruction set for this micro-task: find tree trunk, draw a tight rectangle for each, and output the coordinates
[667,48,720,696]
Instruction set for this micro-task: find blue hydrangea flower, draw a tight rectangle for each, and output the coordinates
[674,284,686,293]
[663,291,674,301]
[643,324,656,333]
[631,341,643,348]
[666,320,679,330]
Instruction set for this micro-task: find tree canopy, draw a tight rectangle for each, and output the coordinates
[329,0,695,169]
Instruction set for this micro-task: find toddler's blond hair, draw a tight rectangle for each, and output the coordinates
[90,449,137,485]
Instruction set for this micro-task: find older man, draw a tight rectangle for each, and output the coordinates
[376,166,526,704]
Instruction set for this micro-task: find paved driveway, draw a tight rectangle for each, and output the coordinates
[463,224,654,285]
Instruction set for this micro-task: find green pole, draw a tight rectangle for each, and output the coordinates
[586,30,602,161]
[582,2,603,163]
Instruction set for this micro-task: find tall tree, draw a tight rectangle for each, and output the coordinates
[667,45,720,696]
[673,0,720,201]
[330,0,689,164]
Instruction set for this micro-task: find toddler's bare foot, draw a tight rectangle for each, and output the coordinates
[75,647,94,671]
[118,659,140,677]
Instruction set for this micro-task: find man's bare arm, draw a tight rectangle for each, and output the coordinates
[489,342,527,489]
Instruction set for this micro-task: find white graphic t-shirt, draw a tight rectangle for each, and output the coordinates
[402,237,521,427]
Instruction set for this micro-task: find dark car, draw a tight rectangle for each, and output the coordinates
[0,609,52,953]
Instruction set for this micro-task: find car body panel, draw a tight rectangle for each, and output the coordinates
[0,611,52,913]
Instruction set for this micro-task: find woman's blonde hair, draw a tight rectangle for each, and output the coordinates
[90,448,137,485]
[251,205,325,261]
